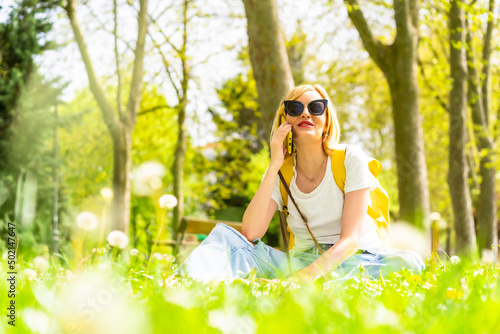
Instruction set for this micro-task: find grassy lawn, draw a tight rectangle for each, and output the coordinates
[2,251,499,334]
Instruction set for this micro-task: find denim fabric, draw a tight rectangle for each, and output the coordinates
[176,223,425,283]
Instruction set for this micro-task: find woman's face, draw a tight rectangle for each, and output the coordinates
[286,90,327,144]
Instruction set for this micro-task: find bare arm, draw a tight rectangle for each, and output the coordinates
[241,121,292,241]
[295,187,370,281]
[241,171,279,241]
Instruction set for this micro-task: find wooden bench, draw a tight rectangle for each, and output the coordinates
[158,217,243,248]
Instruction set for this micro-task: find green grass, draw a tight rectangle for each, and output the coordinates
[1,250,499,334]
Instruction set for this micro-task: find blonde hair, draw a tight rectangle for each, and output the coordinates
[270,84,340,158]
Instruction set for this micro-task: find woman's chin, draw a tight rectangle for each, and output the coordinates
[293,133,323,145]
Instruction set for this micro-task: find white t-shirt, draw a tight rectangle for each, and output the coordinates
[268,145,383,254]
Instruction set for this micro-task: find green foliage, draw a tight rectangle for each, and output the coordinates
[0,69,63,255]
[205,71,263,211]
[58,89,112,206]
[2,252,500,334]
[0,0,61,117]
[286,21,307,85]
[0,0,63,253]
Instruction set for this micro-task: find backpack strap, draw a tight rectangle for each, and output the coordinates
[279,155,296,249]
[279,155,295,215]
[331,145,348,193]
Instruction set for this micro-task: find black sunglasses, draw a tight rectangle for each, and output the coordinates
[284,99,328,117]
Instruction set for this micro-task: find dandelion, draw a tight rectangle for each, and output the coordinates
[100,187,113,201]
[55,274,145,334]
[407,274,422,283]
[328,271,340,279]
[22,308,50,334]
[429,212,441,221]
[208,310,257,334]
[164,275,180,287]
[473,269,483,277]
[152,253,163,261]
[130,249,139,256]
[132,161,166,196]
[445,288,463,299]
[450,255,460,265]
[159,194,178,209]
[24,268,38,281]
[164,254,175,263]
[150,176,163,190]
[33,256,50,272]
[481,249,494,265]
[107,230,129,249]
[76,211,98,231]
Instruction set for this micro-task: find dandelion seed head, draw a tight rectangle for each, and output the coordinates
[100,188,113,201]
[22,308,51,334]
[152,253,163,261]
[163,254,175,263]
[106,230,129,249]
[33,256,50,272]
[132,162,166,196]
[76,211,98,231]
[481,249,494,265]
[24,268,38,281]
[429,212,441,221]
[159,194,178,209]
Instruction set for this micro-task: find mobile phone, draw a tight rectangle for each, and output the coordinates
[280,115,293,155]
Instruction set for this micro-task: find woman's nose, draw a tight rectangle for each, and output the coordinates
[301,106,311,117]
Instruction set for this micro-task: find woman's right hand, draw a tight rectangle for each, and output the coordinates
[270,121,293,169]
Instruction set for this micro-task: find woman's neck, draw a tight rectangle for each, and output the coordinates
[295,141,327,174]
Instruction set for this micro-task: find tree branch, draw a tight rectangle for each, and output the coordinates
[113,0,123,120]
[481,0,496,127]
[343,0,390,73]
[64,0,119,138]
[85,2,134,53]
[149,32,181,101]
[125,0,148,128]
[150,3,175,22]
[417,57,449,112]
[149,14,182,55]
[138,105,170,116]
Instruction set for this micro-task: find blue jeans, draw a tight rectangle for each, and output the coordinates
[176,223,425,283]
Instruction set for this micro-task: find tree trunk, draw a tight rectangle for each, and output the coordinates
[111,126,132,231]
[448,0,477,256]
[387,72,429,227]
[171,0,190,235]
[481,0,495,126]
[172,103,187,235]
[242,0,294,142]
[465,5,498,259]
[344,0,430,227]
[65,0,148,232]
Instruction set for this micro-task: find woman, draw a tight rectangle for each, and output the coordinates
[177,84,424,283]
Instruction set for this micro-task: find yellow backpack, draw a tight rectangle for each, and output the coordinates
[278,145,391,249]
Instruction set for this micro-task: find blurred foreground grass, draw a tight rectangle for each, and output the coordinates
[1,250,499,334]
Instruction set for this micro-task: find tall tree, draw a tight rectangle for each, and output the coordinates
[448,0,477,256]
[64,0,149,232]
[148,0,191,236]
[0,0,60,168]
[242,0,294,142]
[343,0,430,227]
[0,0,61,250]
[465,0,497,258]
